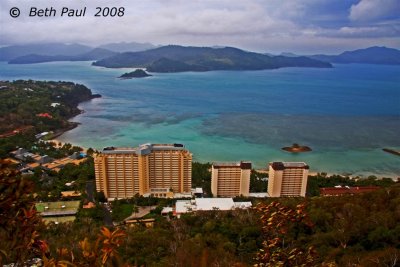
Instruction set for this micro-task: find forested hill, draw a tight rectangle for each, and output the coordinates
[0,80,100,135]
[92,45,332,72]
[310,46,400,65]
[8,48,117,64]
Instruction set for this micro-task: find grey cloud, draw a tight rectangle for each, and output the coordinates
[0,0,399,53]
[317,23,400,38]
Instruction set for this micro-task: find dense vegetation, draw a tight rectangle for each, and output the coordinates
[93,45,332,71]
[2,158,399,266]
[192,162,212,196]
[0,80,96,132]
[307,173,396,196]
[0,80,99,157]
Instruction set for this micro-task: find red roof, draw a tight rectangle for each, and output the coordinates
[320,186,380,196]
[36,113,53,118]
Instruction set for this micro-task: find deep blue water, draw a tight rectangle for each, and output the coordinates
[1,61,399,176]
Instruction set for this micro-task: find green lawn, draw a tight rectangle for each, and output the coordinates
[112,203,133,221]
[36,201,80,212]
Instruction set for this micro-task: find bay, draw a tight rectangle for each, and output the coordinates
[0,61,399,177]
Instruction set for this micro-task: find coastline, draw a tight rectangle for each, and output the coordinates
[51,118,399,180]
[51,126,399,180]
[49,137,90,154]
[51,114,399,180]
[50,122,80,140]
[48,92,101,149]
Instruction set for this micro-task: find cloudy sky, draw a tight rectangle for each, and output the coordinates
[1,0,399,54]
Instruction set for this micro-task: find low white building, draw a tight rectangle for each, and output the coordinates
[50,102,61,107]
[35,132,49,139]
[161,207,173,216]
[248,192,269,198]
[175,198,252,218]
[233,202,252,209]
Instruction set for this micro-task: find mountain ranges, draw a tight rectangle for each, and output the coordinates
[1,43,399,73]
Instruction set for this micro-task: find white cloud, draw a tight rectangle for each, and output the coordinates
[350,0,400,21]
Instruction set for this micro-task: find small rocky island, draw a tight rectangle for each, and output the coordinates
[382,148,400,156]
[119,69,152,79]
[282,143,312,153]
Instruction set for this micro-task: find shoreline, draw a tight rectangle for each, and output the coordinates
[50,122,80,140]
[255,169,398,180]
[49,137,90,154]
[49,132,400,180]
[50,121,399,180]
[48,93,101,150]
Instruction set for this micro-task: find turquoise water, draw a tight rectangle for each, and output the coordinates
[1,61,399,177]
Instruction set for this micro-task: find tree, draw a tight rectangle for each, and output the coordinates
[250,170,268,192]
[0,159,48,265]
[96,191,107,203]
[255,201,318,266]
[87,147,94,156]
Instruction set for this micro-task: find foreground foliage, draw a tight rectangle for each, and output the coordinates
[1,159,399,266]
[255,201,317,266]
[0,159,126,266]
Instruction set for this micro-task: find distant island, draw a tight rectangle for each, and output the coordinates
[310,46,400,65]
[382,148,400,156]
[93,45,332,72]
[8,48,117,64]
[0,42,155,63]
[3,43,399,67]
[119,69,152,79]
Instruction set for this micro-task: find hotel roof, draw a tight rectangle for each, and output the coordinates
[269,162,309,170]
[212,161,252,169]
[101,143,188,155]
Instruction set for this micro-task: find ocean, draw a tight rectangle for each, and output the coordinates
[1,61,399,177]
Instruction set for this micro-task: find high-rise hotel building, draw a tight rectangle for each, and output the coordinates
[211,161,251,197]
[268,162,309,197]
[94,143,192,199]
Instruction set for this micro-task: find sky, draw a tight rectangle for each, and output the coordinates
[1,0,399,54]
